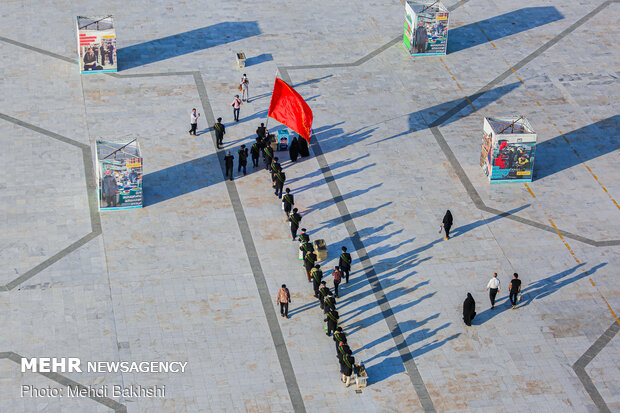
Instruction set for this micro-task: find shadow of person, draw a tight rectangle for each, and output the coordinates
[450,204,529,238]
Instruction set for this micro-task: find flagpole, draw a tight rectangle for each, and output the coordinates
[265,69,280,132]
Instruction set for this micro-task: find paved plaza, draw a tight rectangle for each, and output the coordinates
[1,0,619,412]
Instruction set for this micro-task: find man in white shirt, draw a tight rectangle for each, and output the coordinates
[486,272,501,309]
[189,108,200,135]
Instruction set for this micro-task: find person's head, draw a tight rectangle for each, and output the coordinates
[321,281,326,286]
[217,117,222,122]
[285,188,290,194]
[235,94,239,98]
[315,264,321,269]
[192,108,196,113]
[335,266,340,271]
[281,284,286,289]
[227,151,231,155]
[342,246,347,252]
[260,123,264,127]
[494,272,498,278]
[293,208,298,213]
[243,73,246,77]
[274,157,279,162]
[241,144,245,149]
[336,327,343,332]
[467,292,473,299]
[513,273,519,279]
[301,228,306,232]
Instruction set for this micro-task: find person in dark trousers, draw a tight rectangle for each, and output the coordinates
[274,169,286,198]
[414,20,428,54]
[311,264,323,298]
[333,327,346,351]
[189,108,200,135]
[214,117,225,148]
[231,95,242,122]
[323,296,336,315]
[224,151,234,181]
[339,246,352,283]
[463,292,476,326]
[102,170,118,207]
[508,273,522,309]
[270,157,281,185]
[83,47,97,70]
[299,233,313,262]
[275,284,291,318]
[256,123,267,140]
[333,266,342,298]
[486,272,501,309]
[99,43,106,66]
[289,208,301,241]
[282,188,294,216]
[442,210,453,240]
[263,145,273,171]
[325,306,339,337]
[289,136,299,162]
[298,135,310,157]
[318,281,332,310]
[107,42,114,65]
[298,228,309,244]
[237,145,248,176]
[251,138,261,167]
[304,250,317,283]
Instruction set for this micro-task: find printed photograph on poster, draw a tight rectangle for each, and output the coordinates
[76,16,117,73]
[96,140,143,210]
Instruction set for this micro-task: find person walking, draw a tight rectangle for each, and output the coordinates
[298,228,309,244]
[274,169,286,198]
[224,151,234,181]
[508,273,522,309]
[289,208,302,241]
[333,327,346,351]
[339,247,352,283]
[251,138,261,167]
[214,117,226,148]
[333,266,342,298]
[189,108,200,135]
[486,272,501,309]
[240,74,249,101]
[276,284,291,318]
[318,281,332,310]
[341,352,355,387]
[463,292,476,326]
[237,145,248,176]
[311,264,323,298]
[304,250,317,283]
[263,144,273,171]
[270,157,281,185]
[325,306,339,337]
[231,95,242,122]
[282,188,294,217]
[442,210,453,240]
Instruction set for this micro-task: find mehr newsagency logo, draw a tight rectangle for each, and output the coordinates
[20,357,188,398]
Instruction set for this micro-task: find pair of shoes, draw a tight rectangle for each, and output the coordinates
[326,333,330,336]
[444,236,448,240]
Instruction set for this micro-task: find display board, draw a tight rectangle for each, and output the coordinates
[95,140,143,210]
[76,16,117,73]
[403,1,449,56]
[481,116,536,183]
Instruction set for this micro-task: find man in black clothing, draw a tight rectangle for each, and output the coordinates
[250,138,261,167]
[224,151,234,181]
[270,157,281,185]
[311,264,323,298]
[237,145,248,176]
[274,170,286,198]
[325,307,339,337]
[304,249,317,283]
[297,228,309,244]
[508,273,522,309]
[323,296,336,315]
[318,281,332,310]
[339,246,352,283]
[256,123,267,139]
[83,48,97,71]
[333,327,346,351]
[263,145,273,171]
[214,117,226,148]
[289,208,301,241]
[99,44,106,66]
[282,188,294,216]
[107,42,115,65]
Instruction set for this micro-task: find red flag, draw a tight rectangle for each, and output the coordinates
[267,77,313,143]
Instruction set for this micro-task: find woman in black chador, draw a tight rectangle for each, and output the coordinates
[442,210,453,240]
[463,293,476,326]
[298,135,310,157]
[289,136,299,162]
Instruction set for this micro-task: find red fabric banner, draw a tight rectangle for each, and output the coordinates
[267,77,313,143]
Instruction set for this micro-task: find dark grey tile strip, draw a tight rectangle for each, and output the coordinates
[572,321,620,413]
[0,112,88,149]
[0,36,76,64]
[1,351,127,412]
[278,67,436,412]
[192,72,306,413]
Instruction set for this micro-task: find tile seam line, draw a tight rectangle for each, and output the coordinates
[278,66,436,413]
[192,71,306,413]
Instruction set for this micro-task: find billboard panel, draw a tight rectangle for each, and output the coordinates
[76,16,117,73]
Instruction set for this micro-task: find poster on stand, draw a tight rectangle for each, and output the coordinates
[481,116,537,183]
[76,16,117,73]
[403,1,449,56]
[95,140,143,210]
